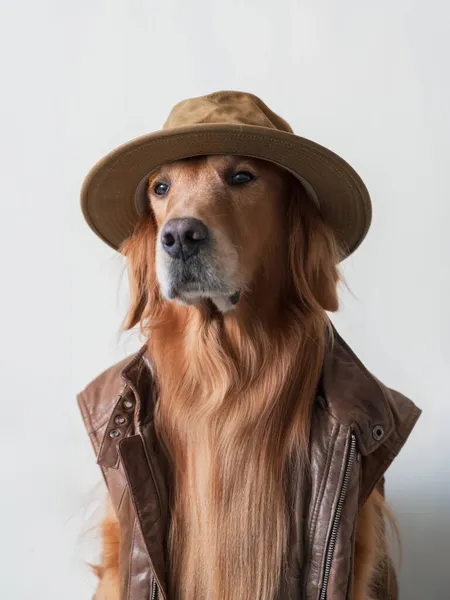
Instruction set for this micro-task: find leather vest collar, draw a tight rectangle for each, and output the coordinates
[96,326,412,470]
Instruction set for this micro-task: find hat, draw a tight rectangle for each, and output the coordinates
[81,90,371,257]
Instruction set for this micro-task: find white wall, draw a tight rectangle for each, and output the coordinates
[1,1,448,598]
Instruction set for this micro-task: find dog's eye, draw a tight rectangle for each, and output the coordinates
[154,182,170,196]
[229,171,254,185]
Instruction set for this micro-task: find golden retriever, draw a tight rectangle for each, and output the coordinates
[93,156,394,600]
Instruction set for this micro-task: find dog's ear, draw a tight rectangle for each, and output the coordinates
[120,215,159,330]
[288,182,341,313]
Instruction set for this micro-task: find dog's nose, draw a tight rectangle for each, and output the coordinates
[161,218,209,259]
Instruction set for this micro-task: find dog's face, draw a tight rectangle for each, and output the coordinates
[147,156,289,312]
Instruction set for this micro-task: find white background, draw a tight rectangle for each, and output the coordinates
[0,1,448,598]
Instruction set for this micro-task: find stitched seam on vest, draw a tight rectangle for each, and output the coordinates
[358,457,392,510]
[345,514,357,599]
[90,385,129,431]
[127,519,137,600]
[77,391,100,454]
[385,404,422,456]
[141,433,164,519]
[116,483,127,514]
[89,406,114,431]
[307,420,339,543]
[303,419,340,595]
[77,391,93,431]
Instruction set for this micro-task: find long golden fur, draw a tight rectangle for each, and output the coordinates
[93,156,394,600]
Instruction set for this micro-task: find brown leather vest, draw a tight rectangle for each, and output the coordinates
[78,331,421,600]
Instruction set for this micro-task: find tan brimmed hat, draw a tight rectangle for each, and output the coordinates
[81,90,371,257]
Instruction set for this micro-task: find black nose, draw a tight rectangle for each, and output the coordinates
[161,218,209,259]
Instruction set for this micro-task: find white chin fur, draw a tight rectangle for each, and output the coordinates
[178,290,237,313]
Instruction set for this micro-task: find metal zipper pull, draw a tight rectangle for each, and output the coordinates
[319,433,357,600]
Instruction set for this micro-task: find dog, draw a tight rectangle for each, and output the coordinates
[91,155,396,600]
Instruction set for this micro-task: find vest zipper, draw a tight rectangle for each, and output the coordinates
[319,432,356,600]
[151,577,158,600]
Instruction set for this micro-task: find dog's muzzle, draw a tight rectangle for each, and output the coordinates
[157,217,240,311]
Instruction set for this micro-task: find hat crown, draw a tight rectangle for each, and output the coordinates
[163,90,293,133]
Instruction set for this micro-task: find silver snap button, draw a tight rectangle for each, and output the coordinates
[114,415,127,425]
[122,398,134,411]
[109,429,121,438]
[372,425,385,441]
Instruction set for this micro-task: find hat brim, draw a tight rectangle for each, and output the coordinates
[81,123,371,258]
